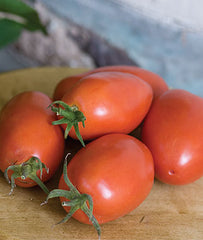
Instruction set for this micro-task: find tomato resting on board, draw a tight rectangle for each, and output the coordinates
[53,65,168,101]
[0,91,65,194]
[51,71,153,144]
[46,133,154,237]
[141,89,203,185]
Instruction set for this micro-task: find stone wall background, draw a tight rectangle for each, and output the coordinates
[0,1,136,73]
[0,0,202,97]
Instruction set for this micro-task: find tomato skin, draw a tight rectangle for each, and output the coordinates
[59,133,154,224]
[0,91,65,187]
[90,65,168,99]
[141,89,203,185]
[53,65,168,100]
[53,73,86,101]
[61,71,153,140]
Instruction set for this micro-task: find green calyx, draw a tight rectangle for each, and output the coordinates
[49,101,86,147]
[44,154,101,238]
[4,157,49,195]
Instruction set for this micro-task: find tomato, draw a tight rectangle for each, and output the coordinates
[53,65,168,100]
[90,65,168,99]
[51,71,153,143]
[53,73,86,101]
[0,91,65,194]
[46,133,154,235]
[141,89,203,185]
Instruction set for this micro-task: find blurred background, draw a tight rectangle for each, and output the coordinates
[0,0,203,97]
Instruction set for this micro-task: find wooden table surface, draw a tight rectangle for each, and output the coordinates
[0,67,202,240]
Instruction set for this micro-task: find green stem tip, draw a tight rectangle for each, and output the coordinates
[4,157,49,195]
[48,101,86,147]
[44,153,101,238]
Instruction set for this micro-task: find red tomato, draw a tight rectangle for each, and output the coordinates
[58,71,153,141]
[0,91,65,193]
[53,73,86,101]
[58,133,154,224]
[90,65,168,99]
[53,65,168,100]
[141,89,203,185]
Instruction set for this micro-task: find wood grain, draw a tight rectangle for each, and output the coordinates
[0,67,202,240]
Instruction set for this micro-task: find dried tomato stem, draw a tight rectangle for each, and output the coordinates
[48,101,86,147]
[45,155,101,238]
[4,157,49,195]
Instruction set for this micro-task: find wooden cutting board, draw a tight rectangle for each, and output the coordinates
[0,67,202,240]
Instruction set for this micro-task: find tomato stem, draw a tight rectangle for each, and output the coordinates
[48,101,86,147]
[4,157,49,195]
[44,154,101,238]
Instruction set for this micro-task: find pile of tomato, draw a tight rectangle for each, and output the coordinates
[0,65,202,238]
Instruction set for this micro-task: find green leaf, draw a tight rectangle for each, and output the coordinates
[0,0,47,34]
[0,18,23,48]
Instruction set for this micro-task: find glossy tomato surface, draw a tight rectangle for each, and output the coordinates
[53,65,168,100]
[59,133,154,224]
[90,65,168,99]
[0,91,65,187]
[53,73,86,100]
[62,71,153,140]
[142,89,203,185]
